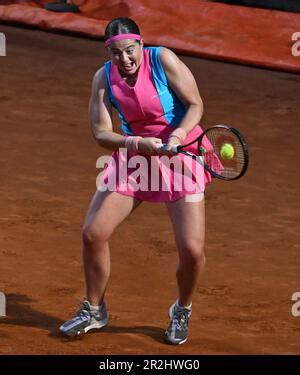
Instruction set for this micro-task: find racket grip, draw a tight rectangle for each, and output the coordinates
[160,144,180,153]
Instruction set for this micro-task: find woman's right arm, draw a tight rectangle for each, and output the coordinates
[88,67,126,150]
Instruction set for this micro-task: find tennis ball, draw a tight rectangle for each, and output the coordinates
[220,143,234,160]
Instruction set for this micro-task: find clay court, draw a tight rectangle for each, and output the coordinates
[0,23,299,355]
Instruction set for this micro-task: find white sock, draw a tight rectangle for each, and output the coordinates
[90,302,104,311]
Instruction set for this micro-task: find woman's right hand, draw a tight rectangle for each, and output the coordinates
[138,137,163,155]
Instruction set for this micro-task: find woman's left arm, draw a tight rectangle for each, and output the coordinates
[159,47,203,146]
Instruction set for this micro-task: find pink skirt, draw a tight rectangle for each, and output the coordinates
[96,126,219,202]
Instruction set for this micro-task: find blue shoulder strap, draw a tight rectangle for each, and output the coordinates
[147,46,168,87]
[148,47,186,127]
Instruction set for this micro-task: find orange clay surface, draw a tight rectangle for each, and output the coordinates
[0,25,299,354]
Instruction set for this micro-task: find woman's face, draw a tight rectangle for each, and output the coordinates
[107,39,143,76]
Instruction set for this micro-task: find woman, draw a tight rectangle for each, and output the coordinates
[59,17,211,345]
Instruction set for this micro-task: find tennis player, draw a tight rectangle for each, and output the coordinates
[59,17,214,345]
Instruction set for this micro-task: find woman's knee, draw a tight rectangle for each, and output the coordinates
[179,239,205,266]
[82,223,112,247]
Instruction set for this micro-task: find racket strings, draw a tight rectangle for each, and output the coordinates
[200,128,247,179]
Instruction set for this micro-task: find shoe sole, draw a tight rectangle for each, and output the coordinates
[164,333,188,345]
[60,316,109,337]
[84,317,109,334]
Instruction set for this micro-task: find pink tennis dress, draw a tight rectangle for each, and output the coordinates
[98,47,214,202]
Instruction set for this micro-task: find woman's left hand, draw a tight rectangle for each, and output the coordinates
[157,136,181,155]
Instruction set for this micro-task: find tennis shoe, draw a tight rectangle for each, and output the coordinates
[59,300,108,337]
[165,302,192,345]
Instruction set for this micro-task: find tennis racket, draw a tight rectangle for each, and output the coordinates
[164,125,248,181]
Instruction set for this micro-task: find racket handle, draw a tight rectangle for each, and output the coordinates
[159,144,181,153]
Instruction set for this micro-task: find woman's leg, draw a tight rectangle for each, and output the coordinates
[82,190,141,305]
[164,193,205,344]
[165,193,205,307]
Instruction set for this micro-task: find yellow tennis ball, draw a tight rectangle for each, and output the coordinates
[220,143,234,160]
